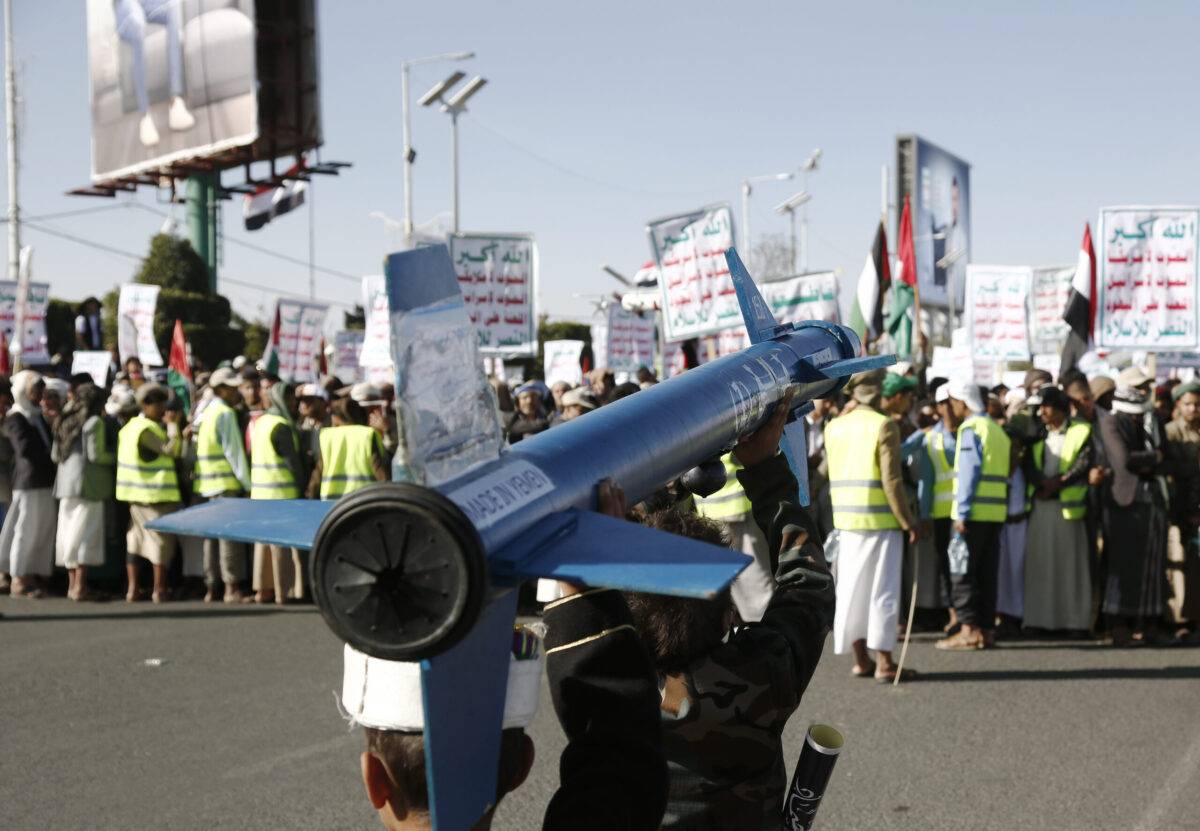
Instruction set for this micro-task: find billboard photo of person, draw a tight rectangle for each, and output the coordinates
[87,0,260,181]
[899,135,971,310]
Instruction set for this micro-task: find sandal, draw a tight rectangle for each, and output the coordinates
[851,661,877,678]
[935,631,986,651]
[876,667,918,683]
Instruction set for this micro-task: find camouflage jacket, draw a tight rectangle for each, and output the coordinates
[660,454,836,830]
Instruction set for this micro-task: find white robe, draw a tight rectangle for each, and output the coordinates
[832,528,902,653]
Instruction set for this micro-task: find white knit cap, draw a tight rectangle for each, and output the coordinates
[947,378,985,413]
[340,630,543,731]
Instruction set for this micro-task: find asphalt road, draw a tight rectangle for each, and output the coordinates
[2,596,1199,830]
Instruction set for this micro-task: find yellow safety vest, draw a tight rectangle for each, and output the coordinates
[319,425,384,500]
[1028,420,1092,520]
[116,415,181,504]
[825,407,900,531]
[250,414,300,500]
[694,452,752,521]
[927,427,955,520]
[195,399,243,496]
[952,415,1011,523]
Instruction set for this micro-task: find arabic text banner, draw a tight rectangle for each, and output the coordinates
[649,203,735,341]
[1029,265,1073,355]
[274,299,328,383]
[965,265,1031,362]
[0,280,50,365]
[359,275,393,373]
[333,330,364,382]
[117,283,162,365]
[591,304,656,374]
[692,271,841,359]
[449,233,537,355]
[543,339,584,387]
[1097,206,1200,350]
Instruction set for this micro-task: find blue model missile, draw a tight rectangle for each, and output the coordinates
[149,245,893,829]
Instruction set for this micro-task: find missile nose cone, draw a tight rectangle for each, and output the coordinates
[311,483,487,661]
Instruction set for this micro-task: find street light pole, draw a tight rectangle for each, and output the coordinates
[4,0,19,284]
[400,50,474,249]
[450,108,460,232]
[425,75,486,234]
[799,149,822,274]
[739,171,793,258]
[773,191,811,276]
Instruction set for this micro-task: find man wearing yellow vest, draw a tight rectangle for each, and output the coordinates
[926,383,961,618]
[937,379,1012,651]
[193,367,251,603]
[307,397,390,499]
[826,370,920,682]
[1021,386,1094,632]
[694,451,774,621]
[250,382,308,604]
[116,384,183,603]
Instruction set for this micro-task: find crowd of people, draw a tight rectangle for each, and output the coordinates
[0,355,392,602]
[808,361,1200,682]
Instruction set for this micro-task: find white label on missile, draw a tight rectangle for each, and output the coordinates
[447,461,554,530]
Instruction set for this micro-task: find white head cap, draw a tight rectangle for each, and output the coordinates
[947,378,985,414]
[340,628,543,731]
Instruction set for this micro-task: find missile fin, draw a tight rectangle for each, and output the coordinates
[489,509,750,597]
[813,353,896,379]
[779,421,811,507]
[421,590,519,830]
[725,247,780,344]
[145,498,333,550]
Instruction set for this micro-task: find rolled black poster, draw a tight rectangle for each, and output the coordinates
[782,724,844,830]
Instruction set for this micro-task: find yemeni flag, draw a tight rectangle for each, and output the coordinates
[886,196,918,358]
[0,328,10,376]
[261,303,282,376]
[1059,222,1097,376]
[243,163,308,232]
[167,319,193,416]
[849,221,891,349]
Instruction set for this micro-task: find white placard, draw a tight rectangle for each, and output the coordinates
[701,272,841,357]
[543,340,584,387]
[117,283,162,365]
[591,304,655,373]
[450,233,537,355]
[273,299,328,383]
[0,279,49,365]
[650,203,736,341]
[332,330,364,382]
[965,265,1031,362]
[359,275,393,371]
[71,350,111,386]
[1029,265,1074,355]
[1097,206,1200,349]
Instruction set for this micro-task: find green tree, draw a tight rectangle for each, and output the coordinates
[343,304,365,331]
[45,298,78,359]
[102,234,246,370]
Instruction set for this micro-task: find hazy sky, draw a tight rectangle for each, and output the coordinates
[3,1,1200,327]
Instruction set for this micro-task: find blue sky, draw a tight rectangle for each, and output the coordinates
[3,1,1200,326]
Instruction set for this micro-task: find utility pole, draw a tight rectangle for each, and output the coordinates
[4,0,19,284]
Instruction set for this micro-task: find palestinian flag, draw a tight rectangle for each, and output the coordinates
[261,303,282,376]
[167,319,193,416]
[849,220,891,348]
[243,163,308,231]
[886,196,917,358]
[1059,223,1096,376]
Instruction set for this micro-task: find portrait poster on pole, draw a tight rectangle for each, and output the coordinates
[449,233,537,356]
[649,203,736,342]
[1096,206,1200,350]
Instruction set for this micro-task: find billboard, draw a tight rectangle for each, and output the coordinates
[896,135,971,310]
[86,0,321,183]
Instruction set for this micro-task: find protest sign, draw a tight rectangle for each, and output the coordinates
[649,203,736,341]
[1097,206,1200,349]
[591,304,655,374]
[117,283,163,365]
[1029,265,1073,355]
[359,275,393,373]
[71,350,111,386]
[965,265,1031,362]
[543,339,584,387]
[333,330,364,382]
[0,279,49,365]
[449,233,537,355]
[270,299,328,383]
[705,272,841,355]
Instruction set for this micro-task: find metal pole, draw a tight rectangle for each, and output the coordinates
[401,61,414,249]
[451,108,460,233]
[788,209,797,274]
[799,207,808,274]
[740,181,750,254]
[308,178,315,300]
[4,0,18,284]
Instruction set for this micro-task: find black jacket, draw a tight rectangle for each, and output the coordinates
[5,411,54,490]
